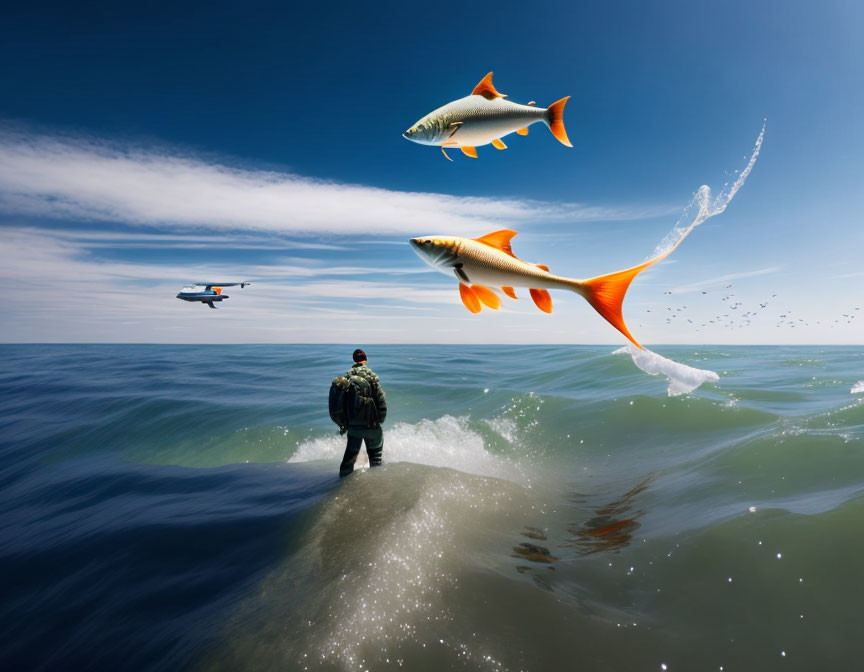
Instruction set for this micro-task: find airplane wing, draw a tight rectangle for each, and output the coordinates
[196,281,252,290]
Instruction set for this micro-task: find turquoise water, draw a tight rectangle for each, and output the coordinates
[1,344,863,670]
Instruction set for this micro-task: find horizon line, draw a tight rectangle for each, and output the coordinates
[1,342,862,348]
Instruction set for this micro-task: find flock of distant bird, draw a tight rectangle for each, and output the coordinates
[639,284,859,332]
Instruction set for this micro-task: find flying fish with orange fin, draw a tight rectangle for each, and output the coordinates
[403,73,572,161]
[410,230,687,349]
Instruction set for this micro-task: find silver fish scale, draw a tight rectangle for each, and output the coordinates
[460,239,578,291]
[432,97,547,145]
[453,97,544,123]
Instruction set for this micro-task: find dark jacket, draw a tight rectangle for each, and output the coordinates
[346,363,387,427]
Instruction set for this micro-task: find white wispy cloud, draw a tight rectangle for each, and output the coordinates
[0,227,463,341]
[0,227,423,284]
[0,130,674,236]
[45,229,349,250]
[670,266,783,294]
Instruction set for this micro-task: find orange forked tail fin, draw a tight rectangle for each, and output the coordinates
[580,253,670,349]
[544,96,572,147]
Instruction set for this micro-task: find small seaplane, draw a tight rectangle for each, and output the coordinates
[176,282,250,309]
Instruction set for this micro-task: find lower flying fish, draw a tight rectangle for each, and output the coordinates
[410,230,687,348]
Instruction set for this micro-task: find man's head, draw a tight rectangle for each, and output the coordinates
[352,348,367,363]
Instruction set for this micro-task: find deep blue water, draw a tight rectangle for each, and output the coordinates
[1,344,863,671]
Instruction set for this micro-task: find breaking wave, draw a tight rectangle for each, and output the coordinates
[289,415,527,482]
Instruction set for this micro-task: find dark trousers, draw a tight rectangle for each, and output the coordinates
[339,427,383,477]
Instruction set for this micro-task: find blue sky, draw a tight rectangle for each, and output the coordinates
[0,0,861,343]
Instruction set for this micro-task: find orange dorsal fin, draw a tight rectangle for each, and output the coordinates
[536,264,549,272]
[501,286,517,299]
[461,146,478,158]
[471,285,501,309]
[530,289,553,313]
[459,283,481,313]
[474,229,518,257]
[472,72,507,100]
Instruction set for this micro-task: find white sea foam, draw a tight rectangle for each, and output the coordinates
[651,122,765,260]
[484,416,519,443]
[852,381,864,394]
[613,345,719,396]
[289,415,523,481]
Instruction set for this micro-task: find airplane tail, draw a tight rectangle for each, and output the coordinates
[576,249,674,349]
[544,97,572,147]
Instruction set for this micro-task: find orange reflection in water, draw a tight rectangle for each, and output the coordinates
[566,476,653,555]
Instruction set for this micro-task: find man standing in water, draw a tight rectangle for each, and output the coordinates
[339,349,387,477]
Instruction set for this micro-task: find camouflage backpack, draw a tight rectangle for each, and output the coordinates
[328,372,378,433]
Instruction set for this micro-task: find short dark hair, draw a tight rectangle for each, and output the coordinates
[352,348,367,363]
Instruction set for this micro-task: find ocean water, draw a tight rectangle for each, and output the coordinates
[1,344,863,671]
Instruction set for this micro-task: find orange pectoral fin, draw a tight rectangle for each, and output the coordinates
[491,139,507,150]
[471,285,501,309]
[471,72,507,100]
[501,286,517,299]
[461,146,478,158]
[517,127,529,136]
[213,287,222,295]
[530,289,553,313]
[459,283,482,313]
